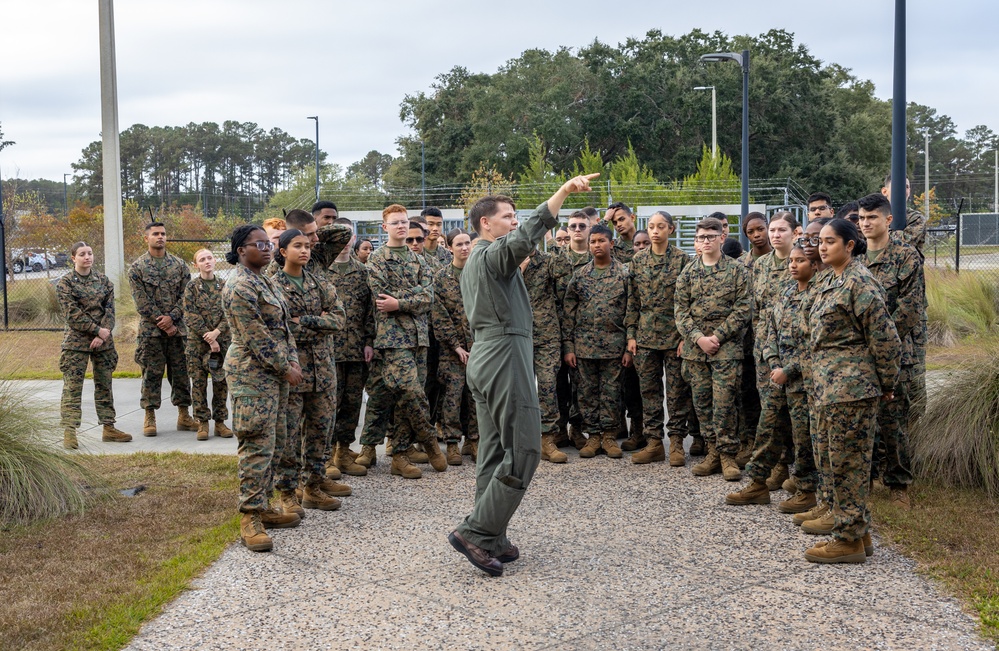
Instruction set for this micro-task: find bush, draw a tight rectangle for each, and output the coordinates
[5,279,62,328]
[925,268,999,346]
[912,346,999,497]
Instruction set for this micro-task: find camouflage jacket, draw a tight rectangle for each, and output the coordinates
[327,257,375,362]
[551,247,592,321]
[419,249,444,274]
[625,245,691,350]
[521,249,561,349]
[128,252,189,338]
[862,237,924,366]
[674,255,752,362]
[272,268,345,393]
[183,275,231,359]
[764,282,815,394]
[432,263,472,356]
[612,237,635,264]
[367,245,433,349]
[890,207,926,259]
[263,223,353,278]
[425,243,453,265]
[750,251,792,361]
[562,259,630,359]
[222,265,299,396]
[56,269,115,353]
[808,258,901,406]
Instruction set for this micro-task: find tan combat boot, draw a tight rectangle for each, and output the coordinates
[804,537,866,564]
[63,428,78,449]
[620,421,646,451]
[461,439,478,461]
[143,408,157,436]
[735,443,753,468]
[240,512,273,552]
[801,510,836,535]
[541,434,568,463]
[214,421,234,438]
[334,442,368,476]
[317,476,352,497]
[579,434,602,458]
[778,491,817,514]
[277,490,305,518]
[792,502,829,526]
[197,421,210,441]
[325,463,342,480]
[691,443,721,476]
[102,424,132,443]
[720,453,742,481]
[391,452,422,479]
[632,438,666,465]
[668,436,686,467]
[422,440,448,472]
[408,443,430,463]
[568,423,587,450]
[446,442,464,466]
[355,444,377,468]
[601,431,623,459]
[260,507,301,529]
[782,477,798,493]
[765,463,790,491]
[688,435,706,456]
[725,480,771,505]
[807,532,874,558]
[553,424,571,448]
[177,406,198,431]
[301,484,341,511]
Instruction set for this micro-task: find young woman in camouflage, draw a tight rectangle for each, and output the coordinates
[802,219,901,564]
[56,242,132,449]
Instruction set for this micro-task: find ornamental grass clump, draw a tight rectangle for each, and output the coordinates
[925,268,999,346]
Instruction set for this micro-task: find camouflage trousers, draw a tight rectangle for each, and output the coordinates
[187,346,229,423]
[755,355,792,463]
[232,379,288,513]
[438,353,478,444]
[736,355,761,450]
[135,336,192,410]
[634,347,694,441]
[533,343,561,437]
[59,348,118,429]
[746,389,817,491]
[556,360,582,429]
[872,365,913,488]
[275,390,335,492]
[681,358,741,455]
[359,347,434,453]
[813,397,879,542]
[909,316,927,427]
[425,332,442,426]
[333,361,368,445]
[576,358,623,434]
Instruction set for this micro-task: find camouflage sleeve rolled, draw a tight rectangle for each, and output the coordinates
[183,281,207,339]
[57,277,101,337]
[713,263,752,344]
[128,261,158,322]
[229,281,297,376]
[311,224,353,270]
[561,275,579,356]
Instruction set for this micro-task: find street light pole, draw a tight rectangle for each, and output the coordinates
[994,147,998,213]
[63,173,70,217]
[923,131,929,219]
[889,0,908,231]
[421,140,426,209]
[307,116,319,203]
[693,86,717,159]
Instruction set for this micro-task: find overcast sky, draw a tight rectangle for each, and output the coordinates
[2,0,997,182]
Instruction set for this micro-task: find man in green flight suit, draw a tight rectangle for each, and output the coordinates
[449,173,599,577]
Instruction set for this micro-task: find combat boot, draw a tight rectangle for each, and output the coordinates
[735,445,753,469]
[691,443,721,476]
[765,463,790,491]
[334,442,368,476]
[447,443,463,466]
[277,490,305,518]
[725,480,771,505]
[668,436,686,467]
[620,432,646,452]
[197,421,209,441]
[553,424,571,448]
[778,491,817,514]
[391,453,422,479]
[408,443,430,464]
[143,408,157,437]
[579,434,602,458]
[177,406,198,431]
[214,421,234,438]
[689,435,706,456]
[302,484,341,511]
[541,434,568,463]
[461,439,478,461]
[782,477,798,493]
[602,431,623,458]
[325,463,342,480]
[421,440,448,472]
[631,438,666,464]
[63,428,78,450]
[804,538,866,564]
[260,507,300,529]
[317,476,352,497]
[720,453,742,481]
[102,424,132,443]
[792,502,829,526]
[801,510,835,535]
[568,422,587,450]
[355,444,377,468]
[240,512,272,552]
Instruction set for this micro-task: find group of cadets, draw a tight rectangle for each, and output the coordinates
[56,174,925,563]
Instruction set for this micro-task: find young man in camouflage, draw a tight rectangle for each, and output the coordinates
[562,224,631,459]
[264,208,352,278]
[422,207,453,265]
[128,221,196,436]
[675,217,752,481]
[605,201,638,264]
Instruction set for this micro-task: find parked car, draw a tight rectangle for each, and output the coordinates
[10,251,56,274]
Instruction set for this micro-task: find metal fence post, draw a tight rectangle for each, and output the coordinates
[955,211,961,273]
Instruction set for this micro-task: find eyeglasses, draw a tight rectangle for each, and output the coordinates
[796,236,821,246]
[568,224,588,231]
[808,205,831,213]
[694,234,722,242]
[405,236,425,244]
[385,220,408,228]
[555,237,570,244]
[246,240,274,251]
[846,214,860,223]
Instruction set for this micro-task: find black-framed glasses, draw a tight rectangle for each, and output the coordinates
[247,240,274,251]
[405,236,425,244]
[808,205,831,213]
[796,236,821,247]
[568,224,588,231]
[694,234,722,242]
[846,214,861,223]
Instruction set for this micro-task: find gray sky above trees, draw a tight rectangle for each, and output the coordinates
[1,0,996,182]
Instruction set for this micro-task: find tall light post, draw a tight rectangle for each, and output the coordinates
[307,116,319,203]
[700,50,749,248]
[693,86,717,160]
[923,130,930,219]
[63,173,70,217]
[994,147,998,213]
[421,140,426,209]
[889,0,907,230]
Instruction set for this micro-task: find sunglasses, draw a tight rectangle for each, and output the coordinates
[246,240,274,251]
[568,224,588,231]
[405,236,425,244]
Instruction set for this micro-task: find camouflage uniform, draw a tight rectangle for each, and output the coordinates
[432,263,478,444]
[612,237,635,264]
[892,207,928,425]
[735,252,765,453]
[863,237,924,489]
[56,269,119,428]
[625,245,695,441]
[562,259,630,434]
[183,275,230,423]
[426,243,453,265]
[809,259,901,542]
[551,248,592,430]
[522,249,562,437]
[222,265,299,514]
[328,257,374,445]
[420,250,445,428]
[360,245,436,454]
[271,268,346,491]
[128,252,192,410]
[674,255,752,456]
[263,223,353,278]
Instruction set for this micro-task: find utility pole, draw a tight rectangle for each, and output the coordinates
[63,173,70,217]
[99,0,125,298]
[307,116,319,203]
[889,0,908,231]
[923,131,929,218]
[421,140,426,209]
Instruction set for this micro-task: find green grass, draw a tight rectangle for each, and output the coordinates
[925,268,999,346]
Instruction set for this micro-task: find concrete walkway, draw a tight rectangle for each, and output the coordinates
[27,379,992,650]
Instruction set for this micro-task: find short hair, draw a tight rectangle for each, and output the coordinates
[382,204,407,221]
[589,223,614,240]
[883,173,910,188]
[696,217,727,234]
[741,211,767,234]
[567,210,589,223]
[634,229,649,239]
[334,216,353,228]
[145,221,165,232]
[262,217,286,231]
[411,214,428,226]
[409,221,427,235]
[446,228,469,247]
[858,192,892,216]
[581,206,599,221]
[770,211,800,230]
[707,211,727,221]
[285,209,315,229]
[834,201,859,221]
[70,241,89,256]
[312,200,338,214]
[469,195,515,233]
[607,201,633,215]
[722,237,744,259]
[421,207,443,219]
[807,192,833,207]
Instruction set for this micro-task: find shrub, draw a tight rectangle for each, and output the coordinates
[925,268,999,346]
